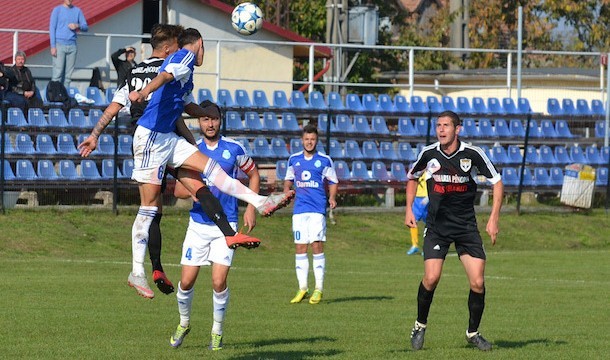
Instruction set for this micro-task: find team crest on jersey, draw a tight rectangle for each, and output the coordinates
[460,158,472,172]
[222,150,231,160]
[314,160,321,168]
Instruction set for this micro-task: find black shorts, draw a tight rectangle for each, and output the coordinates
[422,227,486,261]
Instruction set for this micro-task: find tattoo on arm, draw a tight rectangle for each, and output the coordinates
[91,111,114,138]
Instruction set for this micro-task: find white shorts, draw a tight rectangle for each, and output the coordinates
[292,212,326,244]
[180,219,236,267]
[131,126,199,185]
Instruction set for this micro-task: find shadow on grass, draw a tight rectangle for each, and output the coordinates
[494,338,568,348]
[228,349,342,360]
[324,295,394,304]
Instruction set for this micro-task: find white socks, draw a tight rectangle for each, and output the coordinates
[295,254,309,291]
[204,159,265,207]
[131,206,157,276]
[313,253,325,291]
[177,282,194,328]
[212,287,230,335]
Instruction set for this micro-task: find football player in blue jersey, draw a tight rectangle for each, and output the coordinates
[169,101,259,350]
[283,124,338,305]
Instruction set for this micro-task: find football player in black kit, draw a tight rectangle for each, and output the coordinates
[405,110,503,351]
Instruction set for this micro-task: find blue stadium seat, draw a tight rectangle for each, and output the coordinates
[362,94,381,112]
[351,160,371,180]
[252,90,270,108]
[426,96,443,113]
[317,114,337,133]
[235,138,253,156]
[58,160,78,180]
[344,140,364,159]
[362,141,381,160]
[371,161,393,182]
[409,96,428,113]
[262,112,281,132]
[521,167,535,187]
[15,134,36,154]
[585,146,603,165]
[333,160,351,181]
[540,120,559,138]
[289,138,302,154]
[37,160,58,180]
[67,86,80,98]
[596,167,608,187]
[568,145,588,164]
[216,89,235,108]
[487,97,503,114]
[86,86,107,106]
[502,98,519,114]
[88,108,102,125]
[534,167,552,187]
[601,146,609,164]
[441,96,457,112]
[275,160,287,180]
[461,118,480,138]
[561,98,577,116]
[235,89,253,108]
[508,119,525,138]
[122,159,134,179]
[478,118,495,137]
[491,145,510,164]
[101,159,123,179]
[394,95,411,112]
[527,119,543,138]
[56,133,79,155]
[2,160,15,181]
[371,116,390,135]
[97,134,115,155]
[271,137,290,158]
[397,117,418,137]
[591,99,605,116]
[244,111,263,131]
[547,98,561,115]
[36,134,57,155]
[525,145,541,164]
[225,111,244,131]
[415,117,435,137]
[507,145,523,164]
[555,120,574,138]
[378,94,397,112]
[379,141,399,161]
[390,162,408,182]
[15,159,37,180]
[198,88,214,104]
[290,90,309,109]
[398,142,416,161]
[28,108,48,127]
[80,159,101,179]
[554,146,571,165]
[353,115,372,134]
[501,167,519,186]
[456,96,473,114]
[346,93,364,112]
[48,108,69,128]
[118,134,133,155]
[327,91,345,111]
[1,135,15,154]
[471,97,488,114]
[329,139,343,159]
[335,114,354,133]
[494,118,511,137]
[7,107,28,127]
[69,108,91,129]
[576,99,592,115]
[106,87,117,102]
[539,145,557,165]
[308,91,326,109]
[252,137,274,158]
[281,112,300,132]
[273,90,290,109]
[517,97,532,114]
[549,167,564,186]
[594,120,605,138]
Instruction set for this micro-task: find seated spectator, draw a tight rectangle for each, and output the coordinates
[111,46,137,87]
[4,51,43,111]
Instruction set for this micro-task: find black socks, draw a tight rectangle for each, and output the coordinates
[195,187,236,236]
[468,288,486,333]
[416,281,436,324]
[148,213,163,272]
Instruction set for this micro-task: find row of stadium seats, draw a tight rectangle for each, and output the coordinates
[2,158,133,181]
[2,107,102,129]
[499,166,608,187]
[37,86,114,107]
[485,144,609,166]
[1,133,132,156]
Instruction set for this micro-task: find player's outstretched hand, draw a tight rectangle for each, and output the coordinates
[129,90,145,103]
[486,219,499,246]
[78,135,98,157]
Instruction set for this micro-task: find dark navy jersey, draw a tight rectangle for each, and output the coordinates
[112,57,163,124]
[407,141,501,235]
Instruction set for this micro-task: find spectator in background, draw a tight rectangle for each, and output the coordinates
[7,51,44,111]
[0,61,9,100]
[111,46,137,87]
[49,0,88,89]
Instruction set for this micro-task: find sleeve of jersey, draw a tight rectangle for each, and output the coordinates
[407,152,428,180]
[112,83,129,106]
[474,148,502,184]
[323,166,339,184]
[164,51,193,82]
[236,152,256,174]
[284,162,295,181]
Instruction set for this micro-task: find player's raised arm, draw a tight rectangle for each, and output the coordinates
[129,71,174,103]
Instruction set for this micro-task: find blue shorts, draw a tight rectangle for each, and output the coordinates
[412,197,428,222]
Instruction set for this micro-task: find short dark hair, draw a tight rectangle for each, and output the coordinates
[179,28,202,47]
[150,24,183,50]
[438,110,461,127]
[199,100,222,119]
[303,123,318,136]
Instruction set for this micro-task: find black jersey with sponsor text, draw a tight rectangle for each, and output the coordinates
[408,141,501,236]
[125,57,163,121]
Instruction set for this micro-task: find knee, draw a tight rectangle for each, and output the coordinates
[422,275,440,290]
[212,278,227,293]
[180,279,195,291]
[469,279,485,293]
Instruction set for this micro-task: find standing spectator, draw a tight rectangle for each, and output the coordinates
[284,124,338,305]
[111,46,137,87]
[49,0,88,89]
[7,51,44,111]
[406,110,503,352]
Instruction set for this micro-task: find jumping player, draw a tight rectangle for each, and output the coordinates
[405,111,503,351]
